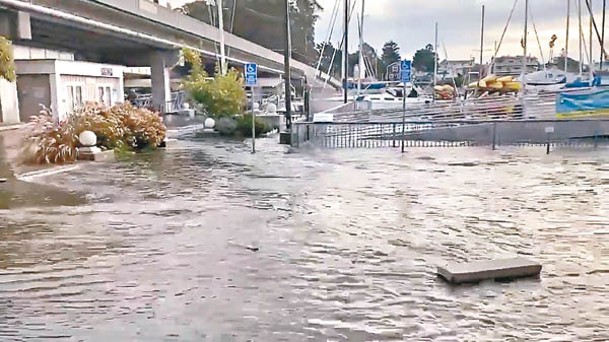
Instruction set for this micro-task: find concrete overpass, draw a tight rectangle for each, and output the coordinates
[0,0,340,111]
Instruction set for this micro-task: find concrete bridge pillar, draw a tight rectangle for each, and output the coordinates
[150,50,172,113]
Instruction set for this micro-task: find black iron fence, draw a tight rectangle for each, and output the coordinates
[292,119,609,151]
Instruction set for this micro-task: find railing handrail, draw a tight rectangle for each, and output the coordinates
[295,118,609,125]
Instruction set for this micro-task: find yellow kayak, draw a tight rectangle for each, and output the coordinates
[486,82,504,90]
[482,75,498,83]
[468,80,487,88]
[503,81,522,91]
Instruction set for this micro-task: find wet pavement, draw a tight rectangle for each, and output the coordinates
[1,131,609,341]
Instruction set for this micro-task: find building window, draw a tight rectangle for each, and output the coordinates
[66,85,83,113]
[98,86,112,106]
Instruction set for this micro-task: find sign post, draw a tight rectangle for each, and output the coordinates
[400,60,412,153]
[245,63,258,153]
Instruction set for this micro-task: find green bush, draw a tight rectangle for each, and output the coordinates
[182,48,246,118]
[215,117,238,136]
[235,114,271,138]
[22,103,167,164]
[0,36,16,82]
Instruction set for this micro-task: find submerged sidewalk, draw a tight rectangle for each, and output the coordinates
[0,128,85,209]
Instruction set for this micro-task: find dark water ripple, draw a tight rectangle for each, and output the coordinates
[0,136,608,341]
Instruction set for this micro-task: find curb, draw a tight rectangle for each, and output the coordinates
[0,123,27,133]
[16,164,81,182]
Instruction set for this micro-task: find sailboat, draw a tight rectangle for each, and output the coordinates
[314,0,431,113]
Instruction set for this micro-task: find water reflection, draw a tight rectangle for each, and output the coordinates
[0,132,608,341]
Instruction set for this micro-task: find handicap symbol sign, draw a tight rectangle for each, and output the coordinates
[401,60,412,83]
[245,63,258,76]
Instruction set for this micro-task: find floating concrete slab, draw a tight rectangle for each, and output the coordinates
[437,257,542,284]
[158,138,179,148]
[78,148,115,162]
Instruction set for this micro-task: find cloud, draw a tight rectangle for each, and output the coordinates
[315,0,606,63]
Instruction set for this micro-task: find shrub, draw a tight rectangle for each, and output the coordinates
[22,106,79,164]
[182,48,246,118]
[22,103,167,164]
[69,103,126,149]
[235,114,271,138]
[117,104,166,149]
[215,117,238,136]
[0,36,16,82]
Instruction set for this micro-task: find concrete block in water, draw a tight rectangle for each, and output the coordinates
[279,131,294,145]
[158,138,178,148]
[78,147,115,162]
[437,257,542,284]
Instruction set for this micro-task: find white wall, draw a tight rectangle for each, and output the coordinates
[0,79,20,124]
[15,60,126,122]
[13,45,74,61]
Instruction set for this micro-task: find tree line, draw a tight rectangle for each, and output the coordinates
[180,0,322,64]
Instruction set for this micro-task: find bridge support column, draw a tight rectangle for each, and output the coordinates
[150,50,172,113]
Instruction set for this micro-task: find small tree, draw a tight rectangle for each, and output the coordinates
[413,44,437,73]
[181,48,246,118]
[0,36,16,82]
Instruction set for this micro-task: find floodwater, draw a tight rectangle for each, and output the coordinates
[1,132,609,341]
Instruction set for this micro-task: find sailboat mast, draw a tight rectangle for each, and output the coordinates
[343,0,349,103]
[579,0,584,75]
[357,0,366,94]
[602,0,607,69]
[523,0,529,84]
[590,0,594,77]
[480,5,485,69]
[566,0,571,73]
[434,22,439,95]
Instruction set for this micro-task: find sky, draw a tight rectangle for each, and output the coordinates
[315,0,608,64]
[169,0,607,64]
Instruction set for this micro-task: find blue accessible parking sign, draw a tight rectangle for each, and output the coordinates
[401,60,412,83]
[245,63,258,86]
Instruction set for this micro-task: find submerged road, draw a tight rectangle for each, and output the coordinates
[0,131,608,341]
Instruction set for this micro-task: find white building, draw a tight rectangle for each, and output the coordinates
[491,56,539,76]
[15,58,125,122]
[438,59,474,79]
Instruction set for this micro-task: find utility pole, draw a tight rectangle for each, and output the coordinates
[343,0,349,104]
[217,0,227,74]
[283,0,292,129]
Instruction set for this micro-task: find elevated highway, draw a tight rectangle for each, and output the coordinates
[0,0,340,111]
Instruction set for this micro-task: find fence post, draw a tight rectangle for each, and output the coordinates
[392,123,397,148]
[491,122,497,150]
[594,130,599,150]
[295,124,300,148]
[546,133,551,155]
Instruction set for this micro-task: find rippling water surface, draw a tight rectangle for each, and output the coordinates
[1,134,609,341]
